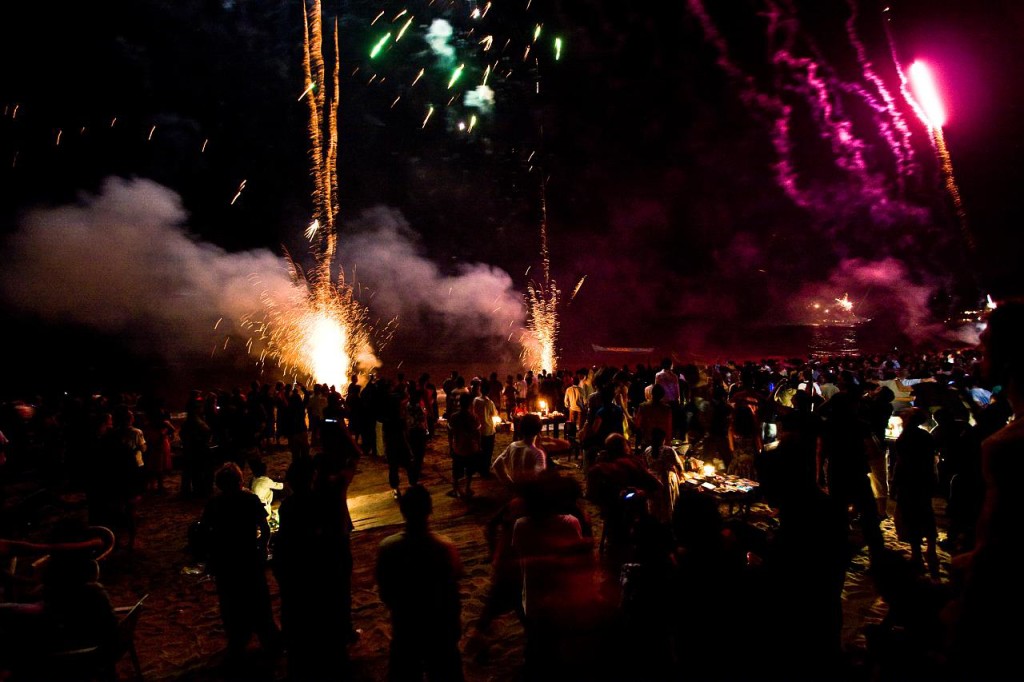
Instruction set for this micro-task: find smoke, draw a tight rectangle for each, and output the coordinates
[340,206,528,356]
[0,176,293,358]
[425,19,456,62]
[0,180,529,372]
[464,85,495,113]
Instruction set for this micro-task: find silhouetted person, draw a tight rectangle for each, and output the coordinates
[950,301,1024,679]
[316,396,362,646]
[179,400,212,497]
[273,457,350,680]
[759,424,850,679]
[817,392,885,562]
[376,485,464,682]
[891,408,939,576]
[201,462,279,666]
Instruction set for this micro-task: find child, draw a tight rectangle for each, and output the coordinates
[250,458,283,523]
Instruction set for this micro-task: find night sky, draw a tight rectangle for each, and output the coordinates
[2,0,1023,396]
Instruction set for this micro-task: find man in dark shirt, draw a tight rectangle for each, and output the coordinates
[201,462,279,663]
[376,485,464,682]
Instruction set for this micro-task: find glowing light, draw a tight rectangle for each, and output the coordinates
[569,275,586,301]
[554,37,563,60]
[298,81,315,101]
[987,295,998,310]
[524,180,559,373]
[533,24,542,42]
[448,63,465,89]
[396,17,414,42]
[422,105,435,128]
[480,35,493,51]
[305,219,320,241]
[492,415,503,426]
[246,0,375,390]
[231,179,247,205]
[468,114,477,132]
[905,60,973,251]
[703,464,716,477]
[539,400,548,414]
[908,60,946,128]
[412,68,425,86]
[835,294,854,312]
[370,33,392,59]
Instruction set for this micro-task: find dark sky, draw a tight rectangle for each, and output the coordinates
[2,0,1023,394]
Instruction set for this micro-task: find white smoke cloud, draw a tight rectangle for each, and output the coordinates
[0,176,292,358]
[426,19,455,62]
[341,206,527,343]
[464,85,495,113]
[0,179,529,371]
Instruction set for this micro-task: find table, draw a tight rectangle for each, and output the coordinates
[512,411,567,439]
[680,468,760,517]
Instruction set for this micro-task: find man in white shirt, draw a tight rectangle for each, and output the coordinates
[491,414,546,486]
[654,358,681,404]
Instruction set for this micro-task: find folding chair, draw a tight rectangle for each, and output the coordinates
[113,594,148,681]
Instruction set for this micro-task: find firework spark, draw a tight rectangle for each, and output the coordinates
[907,60,973,252]
[835,293,854,312]
[524,178,558,373]
[247,0,374,389]
[569,275,586,302]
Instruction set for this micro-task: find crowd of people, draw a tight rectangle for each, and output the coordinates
[2,304,1024,680]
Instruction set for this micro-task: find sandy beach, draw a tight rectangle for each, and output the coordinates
[3,428,951,681]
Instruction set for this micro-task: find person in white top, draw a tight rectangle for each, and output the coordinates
[472,381,499,475]
[250,458,283,519]
[491,413,547,486]
[654,358,681,404]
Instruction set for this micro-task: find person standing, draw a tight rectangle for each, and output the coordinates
[890,408,939,576]
[201,463,280,665]
[473,381,499,478]
[376,485,464,682]
[447,394,481,499]
[949,301,1024,678]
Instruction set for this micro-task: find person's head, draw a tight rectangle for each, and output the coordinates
[518,413,543,439]
[650,427,667,448]
[900,408,929,430]
[875,386,896,404]
[112,404,134,429]
[250,457,267,478]
[286,457,315,491]
[652,383,666,403]
[982,300,1024,388]
[399,484,432,529]
[215,462,244,493]
[604,433,630,459]
[661,357,672,371]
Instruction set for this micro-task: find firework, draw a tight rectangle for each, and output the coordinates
[907,60,973,252]
[835,293,854,312]
[246,0,374,389]
[524,178,559,373]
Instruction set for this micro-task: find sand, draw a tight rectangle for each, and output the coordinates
[2,429,951,681]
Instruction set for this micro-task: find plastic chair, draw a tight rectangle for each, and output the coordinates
[113,594,148,680]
